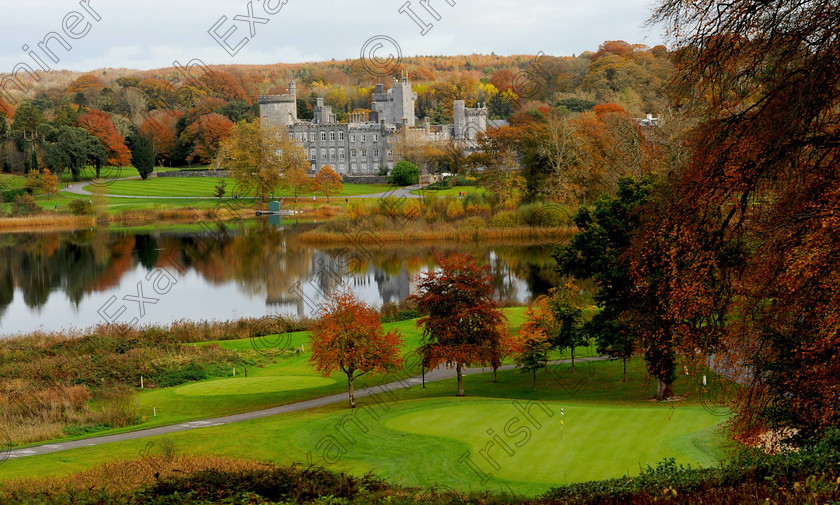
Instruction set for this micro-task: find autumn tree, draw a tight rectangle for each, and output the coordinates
[67,75,105,93]
[75,109,132,174]
[182,113,234,164]
[514,326,551,391]
[645,0,840,436]
[139,110,183,165]
[410,252,507,397]
[216,121,308,201]
[313,165,342,202]
[309,292,403,408]
[282,163,312,202]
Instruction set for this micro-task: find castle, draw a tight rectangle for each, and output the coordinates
[258,75,491,176]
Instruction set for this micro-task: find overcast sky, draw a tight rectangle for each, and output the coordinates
[0,0,664,73]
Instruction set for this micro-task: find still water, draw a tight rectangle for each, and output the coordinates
[0,221,565,337]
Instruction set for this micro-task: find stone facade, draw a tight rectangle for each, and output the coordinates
[259,75,488,176]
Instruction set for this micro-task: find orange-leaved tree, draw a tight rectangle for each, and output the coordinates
[309,292,403,408]
[182,113,234,164]
[410,252,507,397]
[75,109,132,175]
[514,325,551,391]
[313,165,343,202]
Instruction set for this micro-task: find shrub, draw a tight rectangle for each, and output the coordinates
[68,199,96,216]
[446,200,464,220]
[402,199,423,220]
[516,203,543,226]
[9,194,41,216]
[1,187,30,203]
[345,201,368,220]
[389,160,419,186]
[489,210,522,228]
[458,216,486,230]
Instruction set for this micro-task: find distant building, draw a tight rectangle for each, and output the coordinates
[259,74,491,175]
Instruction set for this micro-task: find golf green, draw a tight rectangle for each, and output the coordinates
[174,376,335,397]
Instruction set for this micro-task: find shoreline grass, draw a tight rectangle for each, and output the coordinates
[300,225,576,244]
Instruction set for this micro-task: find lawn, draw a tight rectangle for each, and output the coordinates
[59,166,189,183]
[85,177,391,198]
[412,185,487,197]
[0,359,727,496]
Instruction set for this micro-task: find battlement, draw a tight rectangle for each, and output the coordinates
[258,95,296,104]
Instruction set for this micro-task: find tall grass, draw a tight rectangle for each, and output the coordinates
[0,316,311,446]
[0,215,95,231]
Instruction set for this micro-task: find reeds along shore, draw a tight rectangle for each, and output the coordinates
[0,214,96,232]
[299,225,577,244]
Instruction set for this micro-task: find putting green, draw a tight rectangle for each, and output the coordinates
[383,402,721,486]
[174,376,335,397]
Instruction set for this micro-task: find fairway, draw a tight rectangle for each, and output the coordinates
[84,177,391,198]
[174,375,335,396]
[0,360,728,496]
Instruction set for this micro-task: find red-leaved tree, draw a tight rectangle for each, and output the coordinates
[75,109,132,173]
[309,292,403,408]
[410,252,507,397]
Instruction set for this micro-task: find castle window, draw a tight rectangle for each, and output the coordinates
[361,162,368,171]
[295,133,301,142]
[351,134,356,142]
[339,132,345,141]
[361,134,366,142]
[330,131,336,141]
[339,148,345,160]
[351,162,357,171]
[321,152,327,160]
[373,134,379,142]
[321,132,327,142]
[373,149,380,157]
[387,150,393,158]
[361,149,367,158]
[303,133,307,142]
[329,148,336,160]
[309,148,315,160]
[288,133,294,141]
[351,149,357,158]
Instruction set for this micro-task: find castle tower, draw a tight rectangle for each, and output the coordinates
[453,100,466,141]
[388,74,417,127]
[258,80,298,127]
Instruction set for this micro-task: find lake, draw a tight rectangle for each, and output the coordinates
[0,220,567,337]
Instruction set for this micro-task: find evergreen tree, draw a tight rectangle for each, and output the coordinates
[131,135,155,180]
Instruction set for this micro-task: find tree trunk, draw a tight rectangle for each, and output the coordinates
[623,358,627,382]
[492,366,498,383]
[456,362,465,397]
[347,374,356,408]
[571,346,576,373]
[532,369,537,391]
[654,377,672,401]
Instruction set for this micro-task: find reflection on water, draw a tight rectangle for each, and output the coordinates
[0,221,569,337]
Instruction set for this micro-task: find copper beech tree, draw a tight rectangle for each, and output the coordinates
[410,252,506,397]
[647,0,840,438]
[309,292,403,408]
